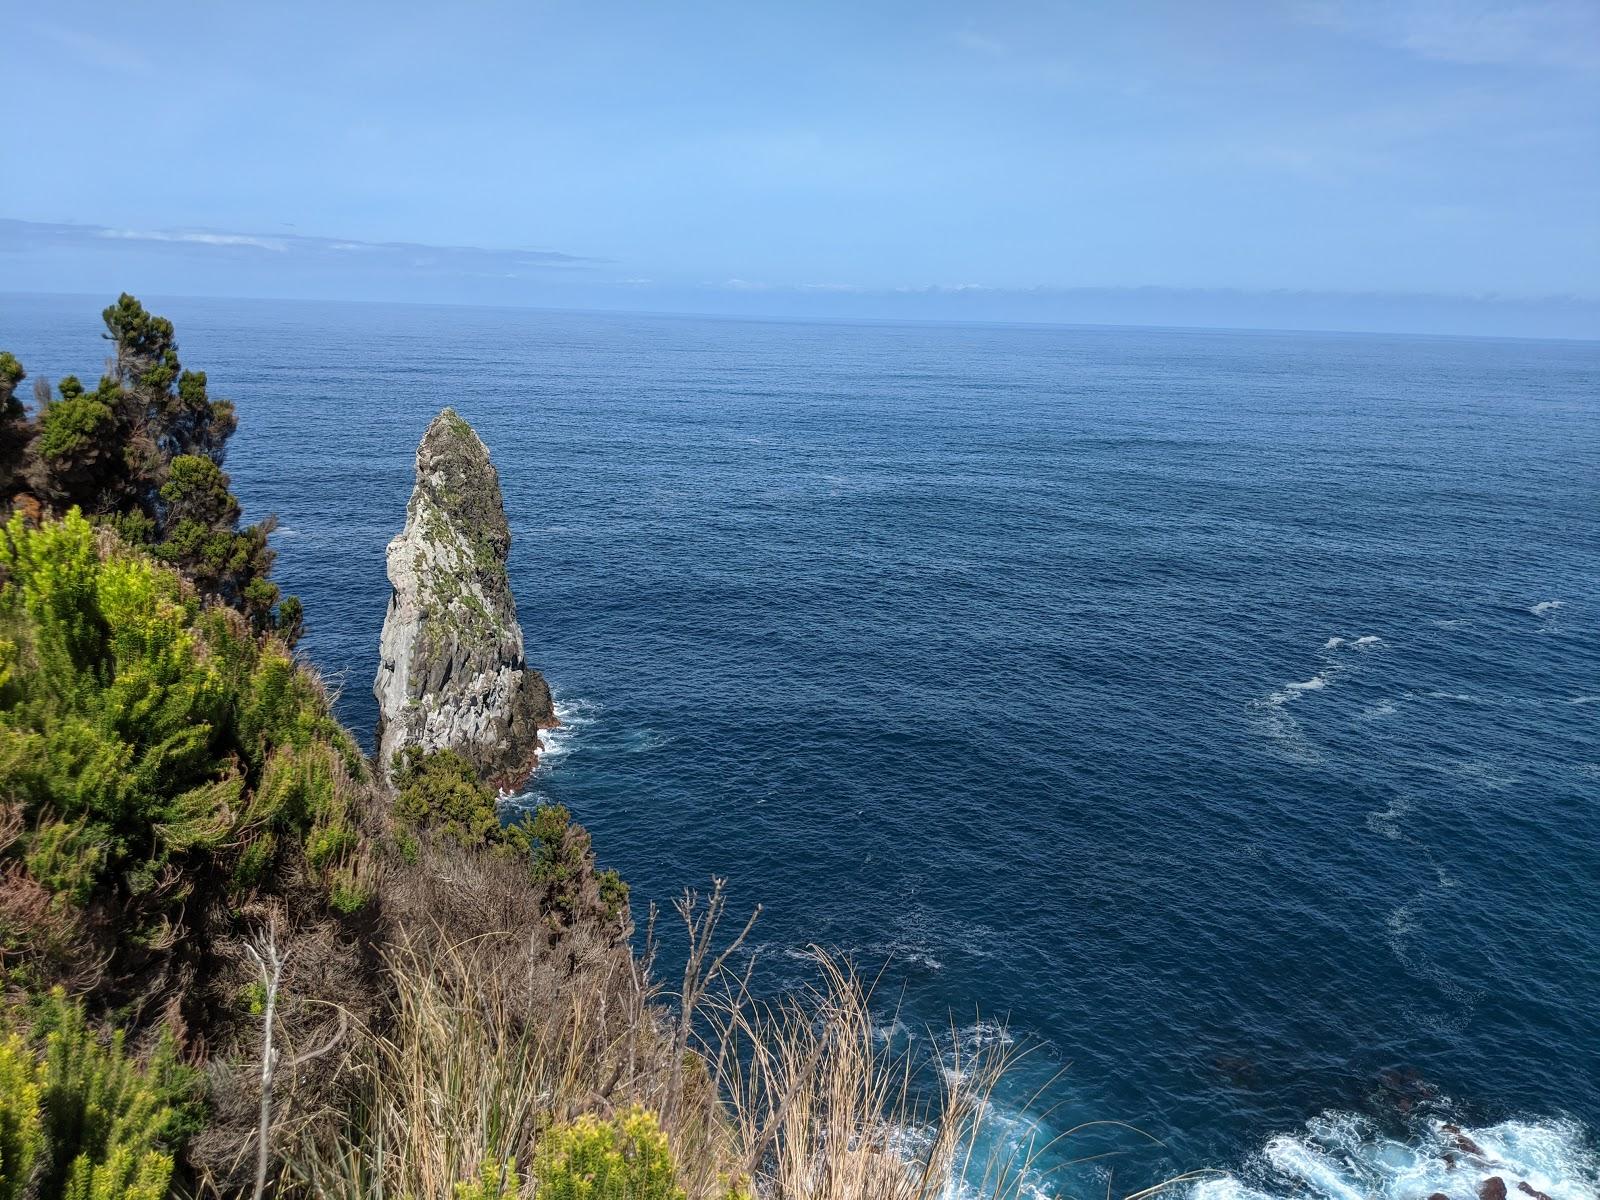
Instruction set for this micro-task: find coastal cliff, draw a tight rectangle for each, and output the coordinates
[373,408,554,785]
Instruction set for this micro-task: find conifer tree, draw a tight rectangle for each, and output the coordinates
[5,295,299,639]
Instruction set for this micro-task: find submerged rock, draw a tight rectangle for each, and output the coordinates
[373,408,554,785]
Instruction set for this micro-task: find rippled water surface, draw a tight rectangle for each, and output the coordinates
[5,295,1598,1196]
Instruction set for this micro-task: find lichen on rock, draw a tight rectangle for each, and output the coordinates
[373,408,554,786]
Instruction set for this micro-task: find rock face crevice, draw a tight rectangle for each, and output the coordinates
[373,408,554,785]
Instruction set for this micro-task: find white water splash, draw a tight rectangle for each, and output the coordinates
[1251,634,1385,760]
[1189,1112,1599,1200]
[535,696,601,770]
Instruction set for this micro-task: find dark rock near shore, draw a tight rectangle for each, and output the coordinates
[1444,1124,1489,1158]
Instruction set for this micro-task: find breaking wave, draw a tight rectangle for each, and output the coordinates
[536,696,601,769]
[1188,1112,1598,1200]
[1252,634,1385,759]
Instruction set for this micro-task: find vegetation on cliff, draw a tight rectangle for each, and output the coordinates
[0,507,372,993]
[1,296,298,640]
[0,298,1054,1200]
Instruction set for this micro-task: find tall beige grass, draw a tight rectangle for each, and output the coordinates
[291,914,693,1199]
[703,949,1044,1200]
[288,876,1196,1200]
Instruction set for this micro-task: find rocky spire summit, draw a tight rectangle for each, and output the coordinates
[373,408,554,785]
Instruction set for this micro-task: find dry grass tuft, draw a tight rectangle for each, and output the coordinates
[287,867,1071,1200]
[273,861,1192,1200]
[706,949,1044,1200]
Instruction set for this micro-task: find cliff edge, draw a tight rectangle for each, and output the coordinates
[373,408,554,785]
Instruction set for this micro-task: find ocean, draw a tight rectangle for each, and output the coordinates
[4,293,1597,1198]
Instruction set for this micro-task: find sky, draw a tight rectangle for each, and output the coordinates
[4,0,1599,337]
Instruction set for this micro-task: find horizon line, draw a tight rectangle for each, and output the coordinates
[5,287,1597,347]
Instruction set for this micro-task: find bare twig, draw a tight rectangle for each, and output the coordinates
[668,878,761,1124]
[244,914,290,1200]
[285,1006,350,1071]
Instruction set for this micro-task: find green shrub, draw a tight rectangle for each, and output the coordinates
[2,990,200,1200]
[513,804,628,928]
[532,1108,684,1200]
[391,749,630,930]
[10,295,296,636]
[0,1032,44,1200]
[0,509,371,941]
[598,869,631,925]
[393,747,499,849]
[327,867,372,916]
[456,1155,523,1200]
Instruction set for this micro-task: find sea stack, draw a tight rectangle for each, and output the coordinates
[373,408,554,786]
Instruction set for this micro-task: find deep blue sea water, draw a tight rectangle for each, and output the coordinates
[4,294,1598,1198]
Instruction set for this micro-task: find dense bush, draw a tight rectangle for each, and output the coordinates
[393,746,501,851]
[0,353,28,503]
[531,1109,684,1200]
[392,747,628,928]
[0,1031,43,1200]
[521,802,630,929]
[0,509,370,977]
[2,295,296,638]
[0,990,200,1200]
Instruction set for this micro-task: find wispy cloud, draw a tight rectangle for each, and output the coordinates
[1298,0,1600,71]
[0,219,600,276]
[26,21,154,75]
[99,229,291,252]
[950,30,1008,57]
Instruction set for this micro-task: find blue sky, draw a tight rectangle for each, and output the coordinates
[5,1,1598,336]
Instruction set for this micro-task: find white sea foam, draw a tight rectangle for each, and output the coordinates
[1262,634,1383,710]
[1323,634,1383,651]
[882,1095,1054,1200]
[1285,674,1329,695]
[1263,673,1329,708]
[870,1017,914,1046]
[535,696,601,769]
[949,1020,1016,1054]
[1253,634,1388,759]
[1365,796,1410,840]
[1189,1112,1600,1200]
[1530,600,1564,617]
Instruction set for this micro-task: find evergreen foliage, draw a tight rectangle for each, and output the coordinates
[393,746,502,851]
[455,1156,524,1200]
[392,748,629,927]
[0,508,370,963]
[0,990,199,1200]
[531,1108,685,1200]
[0,353,30,502]
[519,803,631,928]
[1,295,296,638]
[0,1031,43,1200]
